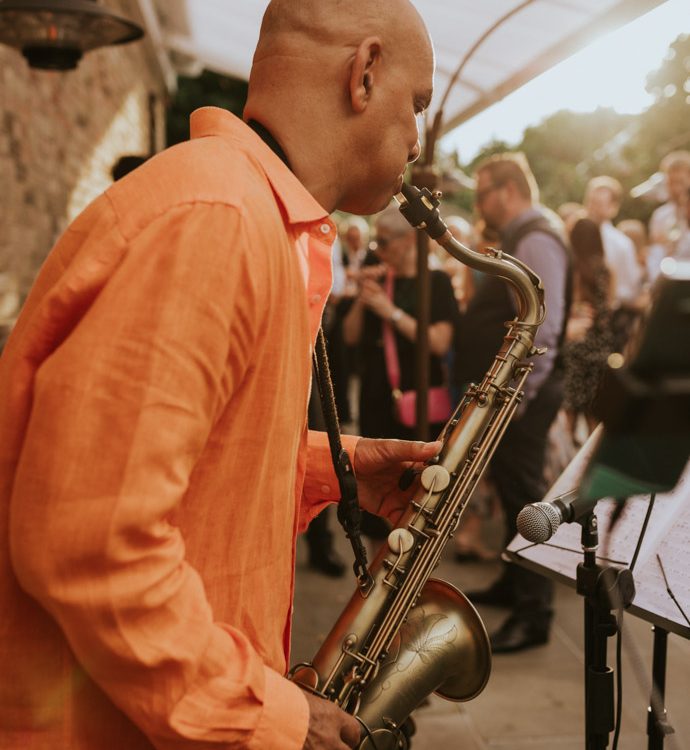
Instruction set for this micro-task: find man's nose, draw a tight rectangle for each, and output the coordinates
[408,139,421,164]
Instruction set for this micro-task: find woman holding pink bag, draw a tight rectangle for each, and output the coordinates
[343,205,457,444]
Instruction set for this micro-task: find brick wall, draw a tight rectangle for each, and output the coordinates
[0,0,167,333]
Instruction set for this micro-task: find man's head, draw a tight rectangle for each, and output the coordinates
[473,153,538,233]
[340,216,369,253]
[373,205,416,272]
[584,176,624,225]
[244,0,434,215]
[660,151,690,205]
[557,201,585,234]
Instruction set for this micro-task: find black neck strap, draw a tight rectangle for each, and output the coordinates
[246,119,372,591]
[247,119,291,169]
[313,331,373,592]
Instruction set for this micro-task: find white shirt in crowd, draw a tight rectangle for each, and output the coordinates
[647,201,689,280]
[600,221,642,304]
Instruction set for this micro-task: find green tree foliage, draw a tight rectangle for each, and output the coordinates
[467,138,515,170]
[624,34,690,182]
[520,108,632,211]
[450,34,690,225]
[166,71,248,147]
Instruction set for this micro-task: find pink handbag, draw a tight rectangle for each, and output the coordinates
[382,272,452,428]
[392,385,453,429]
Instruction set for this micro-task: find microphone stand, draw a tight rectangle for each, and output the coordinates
[576,511,635,750]
[647,625,674,749]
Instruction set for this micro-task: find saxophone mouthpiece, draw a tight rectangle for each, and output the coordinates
[396,183,447,239]
[394,182,418,206]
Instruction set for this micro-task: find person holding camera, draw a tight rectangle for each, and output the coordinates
[343,205,457,443]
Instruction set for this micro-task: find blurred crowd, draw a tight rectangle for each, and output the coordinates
[306,148,690,652]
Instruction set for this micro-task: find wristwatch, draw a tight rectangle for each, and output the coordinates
[390,307,403,324]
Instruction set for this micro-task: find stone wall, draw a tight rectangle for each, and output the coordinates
[0,0,168,331]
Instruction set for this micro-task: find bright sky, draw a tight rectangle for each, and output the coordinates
[441,0,690,163]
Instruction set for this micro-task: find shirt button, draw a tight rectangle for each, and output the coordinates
[321,484,331,494]
[310,294,321,304]
[320,223,331,235]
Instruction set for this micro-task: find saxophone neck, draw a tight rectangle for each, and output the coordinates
[396,183,545,332]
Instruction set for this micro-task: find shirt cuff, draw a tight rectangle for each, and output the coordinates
[249,667,309,750]
[299,431,361,532]
[303,430,361,502]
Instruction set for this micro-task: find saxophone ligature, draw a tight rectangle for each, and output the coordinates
[290,183,546,749]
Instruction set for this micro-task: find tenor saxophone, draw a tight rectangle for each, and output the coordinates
[290,184,546,749]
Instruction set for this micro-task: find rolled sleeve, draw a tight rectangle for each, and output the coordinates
[249,667,309,750]
[300,430,360,530]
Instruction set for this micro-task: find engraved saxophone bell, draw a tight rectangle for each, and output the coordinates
[356,579,490,749]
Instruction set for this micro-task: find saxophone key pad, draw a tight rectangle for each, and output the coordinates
[387,528,415,555]
[420,464,450,492]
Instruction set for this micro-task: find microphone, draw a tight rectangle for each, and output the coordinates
[517,489,600,543]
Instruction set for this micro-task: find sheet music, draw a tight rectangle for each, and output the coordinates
[507,458,690,638]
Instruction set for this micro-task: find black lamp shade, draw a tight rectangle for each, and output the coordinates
[0,0,144,70]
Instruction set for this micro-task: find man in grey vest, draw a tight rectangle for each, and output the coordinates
[455,153,571,652]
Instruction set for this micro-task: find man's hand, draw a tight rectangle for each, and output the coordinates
[302,691,361,749]
[359,278,395,320]
[353,438,442,526]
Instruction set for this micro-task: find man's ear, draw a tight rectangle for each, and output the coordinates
[349,37,382,114]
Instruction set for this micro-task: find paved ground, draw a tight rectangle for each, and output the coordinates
[291,518,690,750]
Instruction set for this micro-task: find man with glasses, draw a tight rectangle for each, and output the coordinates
[456,153,571,653]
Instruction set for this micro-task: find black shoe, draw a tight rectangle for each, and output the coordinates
[400,715,416,745]
[308,549,346,578]
[465,579,516,608]
[489,614,550,654]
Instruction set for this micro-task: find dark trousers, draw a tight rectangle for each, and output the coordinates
[306,506,337,558]
[306,367,338,556]
[490,368,564,626]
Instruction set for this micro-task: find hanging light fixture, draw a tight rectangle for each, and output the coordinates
[0,0,144,71]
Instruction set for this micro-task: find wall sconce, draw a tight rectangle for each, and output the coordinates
[0,0,144,70]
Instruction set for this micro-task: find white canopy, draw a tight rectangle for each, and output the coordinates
[143,0,666,135]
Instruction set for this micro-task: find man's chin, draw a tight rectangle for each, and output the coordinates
[337,176,406,215]
[337,192,396,216]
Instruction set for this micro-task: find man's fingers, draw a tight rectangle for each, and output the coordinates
[340,714,362,748]
[385,439,442,462]
[354,438,442,476]
[302,690,362,749]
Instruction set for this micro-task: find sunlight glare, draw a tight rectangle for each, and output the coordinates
[442,0,690,162]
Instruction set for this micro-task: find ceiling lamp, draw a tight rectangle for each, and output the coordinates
[0,0,144,71]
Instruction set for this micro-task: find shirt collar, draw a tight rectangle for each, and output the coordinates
[190,106,330,227]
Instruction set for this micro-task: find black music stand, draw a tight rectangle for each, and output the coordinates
[576,510,635,750]
[508,262,690,749]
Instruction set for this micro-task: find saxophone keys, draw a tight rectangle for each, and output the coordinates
[420,464,450,492]
[387,528,415,555]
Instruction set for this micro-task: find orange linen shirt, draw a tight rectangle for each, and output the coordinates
[0,107,359,750]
